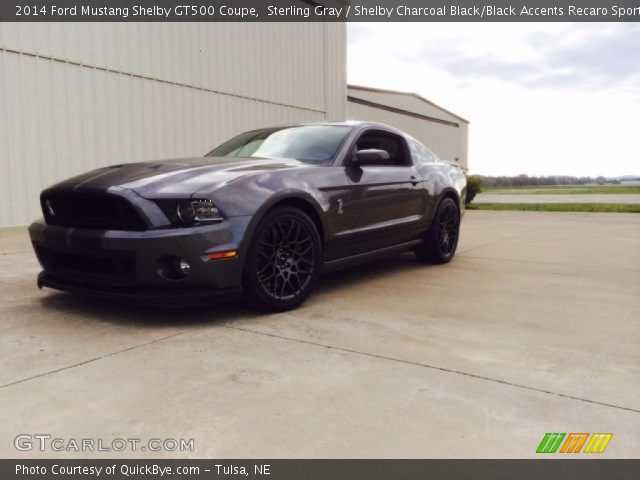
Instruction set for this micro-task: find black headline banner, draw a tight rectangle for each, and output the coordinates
[1,0,640,22]
[3,459,640,479]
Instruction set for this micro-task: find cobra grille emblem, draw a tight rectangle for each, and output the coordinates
[45,199,55,216]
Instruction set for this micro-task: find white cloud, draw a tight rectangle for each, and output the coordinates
[347,23,640,177]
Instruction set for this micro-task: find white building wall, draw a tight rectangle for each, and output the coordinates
[0,22,346,226]
[347,86,468,169]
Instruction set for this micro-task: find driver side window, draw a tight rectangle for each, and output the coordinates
[355,130,409,166]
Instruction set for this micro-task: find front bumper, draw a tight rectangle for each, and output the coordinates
[29,216,252,306]
[37,272,242,307]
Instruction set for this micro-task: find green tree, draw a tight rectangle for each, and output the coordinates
[465,175,483,205]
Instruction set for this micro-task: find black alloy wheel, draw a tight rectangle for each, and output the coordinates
[437,201,459,256]
[243,206,322,311]
[415,197,460,264]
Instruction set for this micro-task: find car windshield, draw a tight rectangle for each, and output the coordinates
[206,125,351,164]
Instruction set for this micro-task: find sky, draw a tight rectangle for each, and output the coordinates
[347,23,640,177]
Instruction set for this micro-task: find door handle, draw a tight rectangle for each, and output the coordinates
[410,175,420,186]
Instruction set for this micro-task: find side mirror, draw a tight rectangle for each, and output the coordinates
[352,149,390,166]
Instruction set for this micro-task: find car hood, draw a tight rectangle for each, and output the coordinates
[52,156,309,198]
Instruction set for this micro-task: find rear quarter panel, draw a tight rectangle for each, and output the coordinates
[416,161,466,223]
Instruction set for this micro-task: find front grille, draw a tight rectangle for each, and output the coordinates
[35,245,136,285]
[41,192,147,230]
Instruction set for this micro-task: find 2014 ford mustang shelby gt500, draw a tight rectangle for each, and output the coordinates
[29,122,466,311]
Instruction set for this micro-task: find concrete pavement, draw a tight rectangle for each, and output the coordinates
[0,211,639,458]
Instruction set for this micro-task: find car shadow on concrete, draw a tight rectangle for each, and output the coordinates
[314,252,427,295]
[37,253,432,328]
[38,292,251,328]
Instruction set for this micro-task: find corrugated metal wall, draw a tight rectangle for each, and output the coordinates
[0,23,346,226]
[347,86,468,169]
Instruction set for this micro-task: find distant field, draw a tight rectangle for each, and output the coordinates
[482,185,640,195]
[467,203,640,213]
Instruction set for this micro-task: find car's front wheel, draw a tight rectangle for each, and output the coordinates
[243,206,322,311]
[415,197,460,264]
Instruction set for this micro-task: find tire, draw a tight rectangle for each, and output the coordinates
[242,206,323,312]
[415,197,460,264]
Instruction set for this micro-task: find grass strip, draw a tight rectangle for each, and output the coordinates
[467,203,640,213]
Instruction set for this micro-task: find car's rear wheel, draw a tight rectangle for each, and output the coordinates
[415,197,460,264]
[243,206,322,311]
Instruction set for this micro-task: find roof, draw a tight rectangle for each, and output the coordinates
[239,121,411,139]
[242,121,405,131]
[347,84,470,125]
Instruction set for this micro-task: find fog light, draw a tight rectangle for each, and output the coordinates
[179,259,191,275]
[157,255,190,280]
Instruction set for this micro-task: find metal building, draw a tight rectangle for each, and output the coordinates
[0,23,346,226]
[347,85,469,169]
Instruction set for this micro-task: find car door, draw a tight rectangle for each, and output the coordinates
[338,128,428,253]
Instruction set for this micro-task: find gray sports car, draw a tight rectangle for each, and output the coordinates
[29,122,466,311]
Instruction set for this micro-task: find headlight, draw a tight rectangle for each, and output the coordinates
[191,200,222,222]
[177,201,196,223]
[156,199,223,226]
